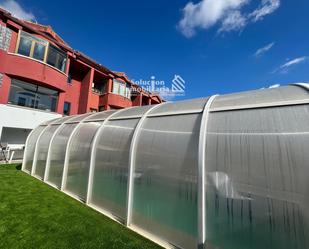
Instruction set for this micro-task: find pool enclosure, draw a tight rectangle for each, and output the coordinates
[23,84,309,249]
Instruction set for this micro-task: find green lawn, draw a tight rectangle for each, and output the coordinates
[0,164,162,249]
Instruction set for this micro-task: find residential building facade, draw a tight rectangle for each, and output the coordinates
[0,8,162,151]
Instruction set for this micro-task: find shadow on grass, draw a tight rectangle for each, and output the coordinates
[16,164,22,170]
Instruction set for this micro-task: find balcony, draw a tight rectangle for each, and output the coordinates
[92,73,108,95]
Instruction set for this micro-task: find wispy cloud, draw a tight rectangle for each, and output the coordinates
[254,42,275,57]
[249,0,280,22]
[273,56,307,73]
[218,10,247,33]
[0,0,35,21]
[178,0,280,38]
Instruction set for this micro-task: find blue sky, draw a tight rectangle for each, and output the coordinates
[1,0,308,100]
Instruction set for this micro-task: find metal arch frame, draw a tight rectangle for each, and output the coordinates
[125,103,165,226]
[198,95,218,248]
[61,114,98,191]
[86,108,128,205]
[21,127,37,173]
[43,117,77,183]
[292,83,309,91]
[31,125,50,176]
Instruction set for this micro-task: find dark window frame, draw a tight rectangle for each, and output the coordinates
[63,101,71,116]
[8,79,59,112]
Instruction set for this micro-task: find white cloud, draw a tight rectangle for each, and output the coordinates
[218,10,247,33]
[178,0,281,37]
[280,57,307,69]
[254,42,275,57]
[274,57,307,73]
[249,0,280,22]
[0,0,35,21]
[178,0,248,37]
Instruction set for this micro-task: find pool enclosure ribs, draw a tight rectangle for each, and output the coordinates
[23,84,309,249]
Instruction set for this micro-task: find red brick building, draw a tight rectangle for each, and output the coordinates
[0,7,162,150]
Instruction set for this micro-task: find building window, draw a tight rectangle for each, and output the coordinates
[15,31,67,73]
[17,97,26,106]
[63,102,71,116]
[47,44,67,72]
[126,83,131,99]
[8,79,58,112]
[17,31,48,61]
[17,34,32,57]
[33,42,46,61]
[112,79,131,99]
[112,80,120,94]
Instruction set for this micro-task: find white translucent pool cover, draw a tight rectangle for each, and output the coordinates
[23,84,309,249]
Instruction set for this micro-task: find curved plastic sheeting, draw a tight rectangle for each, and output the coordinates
[211,85,309,111]
[65,113,93,123]
[205,104,309,249]
[40,117,62,125]
[46,123,78,187]
[33,124,61,179]
[22,84,309,249]
[63,111,117,201]
[23,125,47,173]
[132,113,202,249]
[64,122,103,200]
[83,110,117,122]
[148,98,208,116]
[90,118,140,221]
[109,105,155,119]
[51,116,74,125]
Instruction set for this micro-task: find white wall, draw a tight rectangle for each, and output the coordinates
[0,104,62,130]
[0,104,62,143]
[1,127,31,144]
